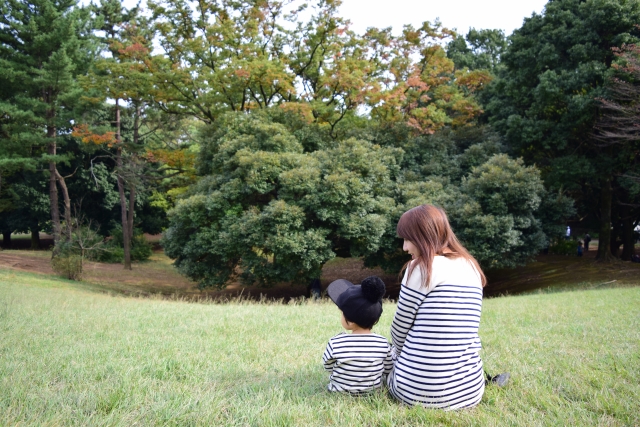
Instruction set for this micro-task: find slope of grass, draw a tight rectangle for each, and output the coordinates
[485,252,640,297]
[1,269,639,426]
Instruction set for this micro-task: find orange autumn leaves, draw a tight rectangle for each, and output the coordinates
[144,148,195,170]
[71,124,195,170]
[143,0,489,134]
[71,124,116,147]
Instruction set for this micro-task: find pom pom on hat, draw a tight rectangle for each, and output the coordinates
[361,276,385,302]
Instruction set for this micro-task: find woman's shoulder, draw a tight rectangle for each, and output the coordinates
[431,255,463,274]
[433,255,473,268]
[432,255,482,288]
[402,260,426,293]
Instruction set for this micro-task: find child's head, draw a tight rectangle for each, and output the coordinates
[327,276,386,330]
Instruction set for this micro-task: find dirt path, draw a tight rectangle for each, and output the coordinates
[484,250,640,296]
[0,250,398,301]
[2,248,638,300]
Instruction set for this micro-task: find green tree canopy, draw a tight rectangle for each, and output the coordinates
[163,110,401,287]
[447,28,507,72]
[485,0,640,260]
[0,0,96,245]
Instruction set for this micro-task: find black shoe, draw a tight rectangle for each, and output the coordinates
[489,372,510,387]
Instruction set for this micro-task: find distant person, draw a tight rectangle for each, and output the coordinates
[308,278,321,300]
[577,241,584,257]
[386,204,508,410]
[584,233,592,252]
[566,226,571,240]
[322,276,392,394]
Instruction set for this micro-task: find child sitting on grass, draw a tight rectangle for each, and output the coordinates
[322,276,393,394]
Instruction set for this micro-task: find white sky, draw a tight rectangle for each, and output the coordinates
[338,0,549,36]
[115,0,549,37]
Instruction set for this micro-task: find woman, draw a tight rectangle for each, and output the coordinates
[387,204,486,410]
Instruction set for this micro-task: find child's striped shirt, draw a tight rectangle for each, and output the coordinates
[322,332,393,393]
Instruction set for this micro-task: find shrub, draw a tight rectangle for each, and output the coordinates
[96,246,125,263]
[131,234,153,261]
[163,112,400,288]
[549,240,578,256]
[95,227,153,263]
[51,255,83,280]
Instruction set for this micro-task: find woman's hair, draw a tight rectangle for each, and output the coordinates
[396,204,486,289]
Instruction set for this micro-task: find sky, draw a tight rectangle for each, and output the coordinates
[338,0,549,36]
[114,0,549,37]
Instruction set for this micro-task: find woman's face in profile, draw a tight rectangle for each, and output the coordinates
[403,239,420,259]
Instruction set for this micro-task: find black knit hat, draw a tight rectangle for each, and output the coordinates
[327,276,386,328]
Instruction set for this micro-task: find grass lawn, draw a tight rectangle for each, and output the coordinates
[1,270,639,426]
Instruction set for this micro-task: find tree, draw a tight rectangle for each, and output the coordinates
[594,43,640,260]
[485,0,640,261]
[447,28,507,73]
[0,0,95,249]
[145,0,488,138]
[146,0,296,123]
[367,22,491,135]
[75,0,157,269]
[363,125,559,274]
[0,171,51,249]
[162,110,400,288]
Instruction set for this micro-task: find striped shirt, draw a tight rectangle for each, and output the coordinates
[323,332,393,393]
[387,256,485,410]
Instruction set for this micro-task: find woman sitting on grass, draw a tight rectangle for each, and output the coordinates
[386,204,487,410]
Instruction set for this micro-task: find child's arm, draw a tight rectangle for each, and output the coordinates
[322,339,336,371]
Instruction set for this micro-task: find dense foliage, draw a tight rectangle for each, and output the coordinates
[163,111,400,287]
[163,112,563,287]
[485,0,640,260]
[2,0,638,287]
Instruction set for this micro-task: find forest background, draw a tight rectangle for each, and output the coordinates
[1,0,639,289]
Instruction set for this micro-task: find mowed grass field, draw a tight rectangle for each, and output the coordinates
[1,269,639,426]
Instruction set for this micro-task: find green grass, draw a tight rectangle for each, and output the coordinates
[1,269,639,426]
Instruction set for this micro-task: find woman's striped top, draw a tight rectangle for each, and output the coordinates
[323,332,393,393]
[387,256,484,410]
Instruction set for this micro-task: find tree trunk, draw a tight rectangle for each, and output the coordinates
[48,127,61,250]
[128,183,136,244]
[46,88,62,256]
[115,100,132,270]
[117,165,132,270]
[129,104,140,243]
[620,206,636,261]
[2,232,11,249]
[596,177,615,261]
[30,224,40,250]
[54,170,73,240]
[610,221,622,258]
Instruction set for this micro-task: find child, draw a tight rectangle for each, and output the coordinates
[577,240,584,257]
[322,276,393,394]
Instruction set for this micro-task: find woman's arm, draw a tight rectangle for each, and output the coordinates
[383,345,394,375]
[390,285,424,356]
[391,263,428,356]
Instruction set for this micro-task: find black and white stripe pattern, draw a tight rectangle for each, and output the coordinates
[323,332,393,393]
[387,256,485,410]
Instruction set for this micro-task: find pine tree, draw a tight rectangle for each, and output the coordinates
[0,0,95,248]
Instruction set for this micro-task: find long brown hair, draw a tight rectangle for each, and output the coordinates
[396,204,486,289]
